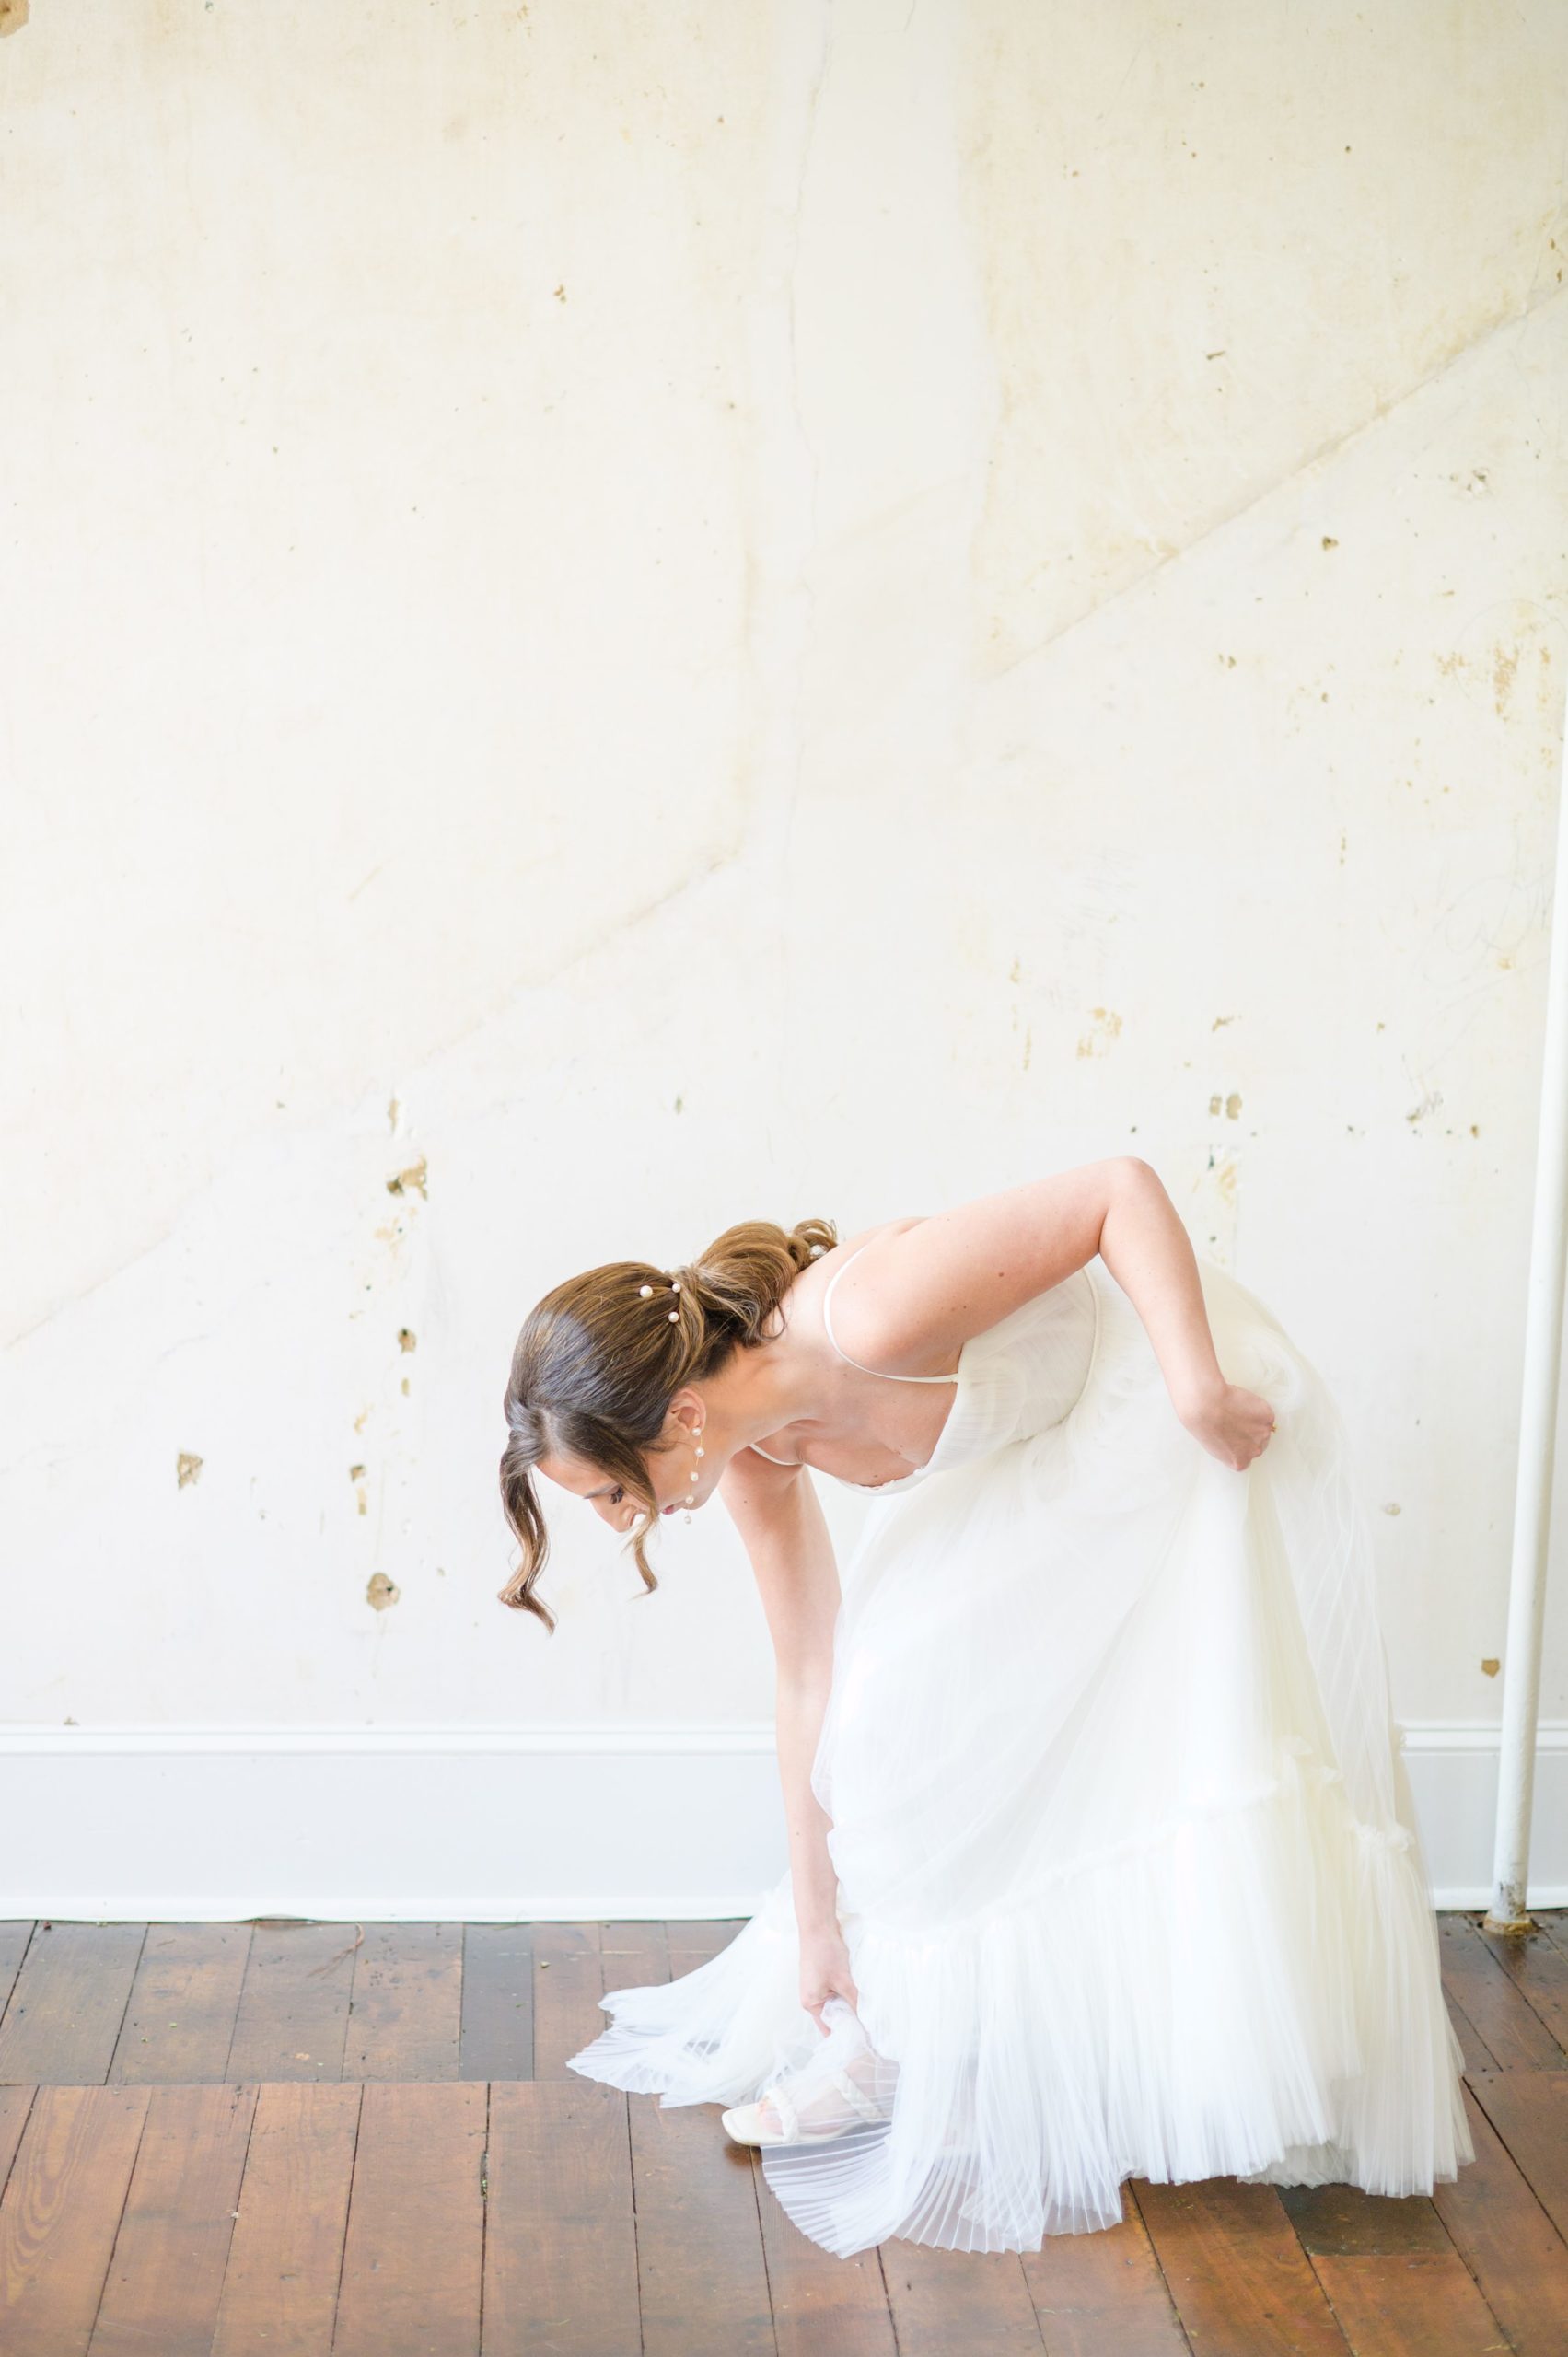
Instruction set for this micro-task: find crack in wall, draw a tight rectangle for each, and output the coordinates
[986,272,1568,688]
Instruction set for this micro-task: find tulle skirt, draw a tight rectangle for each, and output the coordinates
[566,1256,1475,2257]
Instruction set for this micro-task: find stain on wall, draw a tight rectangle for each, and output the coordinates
[957,4,1568,675]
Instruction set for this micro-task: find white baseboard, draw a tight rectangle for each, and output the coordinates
[0,1720,1560,1921]
[1399,1720,1568,1908]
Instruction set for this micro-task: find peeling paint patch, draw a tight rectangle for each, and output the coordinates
[1075,1007,1122,1059]
[177,1452,203,1488]
[386,1155,428,1199]
[0,1,29,36]
[366,1573,400,1610]
[1481,1657,1500,1678]
[350,1463,368,1516]
[1434,603,1564,719]
[397,1328,417,1353]
[1382,1502,1401,1515]
[1492,643,1519,715]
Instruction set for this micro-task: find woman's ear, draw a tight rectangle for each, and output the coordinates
[666,1387,704,1441]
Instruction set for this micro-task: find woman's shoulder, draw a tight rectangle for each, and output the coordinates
[810,1217,929,1318]
[829,1214,927,1264]
[813,1206,1101,1384]
[809,1216,959,1377]
[769,1216,931,1362]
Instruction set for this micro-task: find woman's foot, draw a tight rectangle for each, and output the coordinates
[721,2030,893,2146]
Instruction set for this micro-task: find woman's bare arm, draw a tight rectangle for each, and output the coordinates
[1093,1160,1228,1419]
[830,1157,1229,1422]
[718,1446,845,1939]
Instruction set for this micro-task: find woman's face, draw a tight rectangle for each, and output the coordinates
[540,1405,715,1532]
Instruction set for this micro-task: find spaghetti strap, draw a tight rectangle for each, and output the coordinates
[822,1244,960,1385]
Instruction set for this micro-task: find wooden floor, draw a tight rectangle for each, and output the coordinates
[0,1910,1565,2354]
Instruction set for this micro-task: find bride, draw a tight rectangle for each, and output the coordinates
[498,1159,1474,2258]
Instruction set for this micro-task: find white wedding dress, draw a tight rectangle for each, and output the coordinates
[566,1246,1475,2258]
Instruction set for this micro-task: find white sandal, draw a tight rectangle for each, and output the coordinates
[721,2063,888,2147]
[721,1997,896,2147]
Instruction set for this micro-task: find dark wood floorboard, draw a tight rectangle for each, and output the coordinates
[668,1917,746,1970]
[0,1910,1557,2353]
[0,2082,35,2187]
[630,2095,776,2356]
[1282,2178,1506,2356]
[1433,2079,1568,2356]
[210,2082,361,2357]
[1019,2197,1191,2355]
[530,1922,607,2081]
[87,2082,255,2356]
[0,1925,146,2088]
[0,2084,149,2357]
[483,2081,642,2357]
[225,1921,357,2084]
[880,2240,1050,2353]
[459,1923,534,2082]
[331,2081,486,2357]
[342,1922,465,2083]
[1132,2176,1352,2356]
[1437,1916,1567,2072]
[0,1925,37,2038]
[603,1917,671,1996]
[1476,1919,1568,2051]
[109,1923,252,2085]
[759,2170,899,2357]
[1465,2070,1568,2242]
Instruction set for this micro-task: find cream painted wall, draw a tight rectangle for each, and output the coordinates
[3,2,1567,1905]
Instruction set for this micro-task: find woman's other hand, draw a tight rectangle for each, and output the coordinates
[1179,1380,1278,1469]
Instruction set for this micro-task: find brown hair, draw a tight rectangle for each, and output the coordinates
[498,1215,838,1631]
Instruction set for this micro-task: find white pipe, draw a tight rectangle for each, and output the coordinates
[1489,715,1568,1930]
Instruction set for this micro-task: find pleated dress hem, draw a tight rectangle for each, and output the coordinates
[565,1725,1473,2257]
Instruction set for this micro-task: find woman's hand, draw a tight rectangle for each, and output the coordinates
[1179,1380,1278,1470]
[798,1920,859,2032]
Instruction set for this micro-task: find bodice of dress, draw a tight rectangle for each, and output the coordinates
[752,1246,1103,1497]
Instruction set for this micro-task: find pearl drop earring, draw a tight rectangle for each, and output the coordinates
[638,1271,703,1519]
